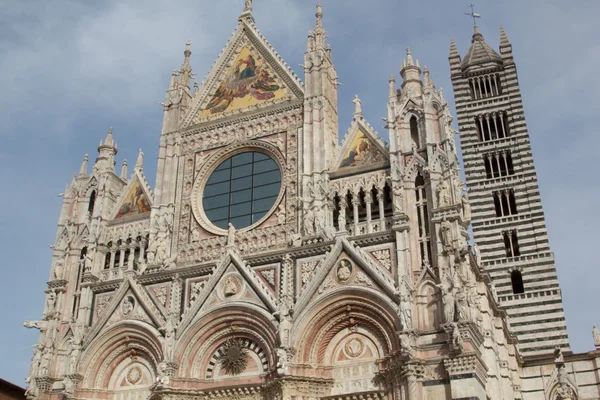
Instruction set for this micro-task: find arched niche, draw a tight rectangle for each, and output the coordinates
[416,281,441,331]
[324,327,383,395]
[108,358,154,400]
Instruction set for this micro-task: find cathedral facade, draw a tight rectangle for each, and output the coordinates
[24,3,600,400]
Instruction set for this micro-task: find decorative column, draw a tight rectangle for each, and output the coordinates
[109,250,116,270]
[401,364,421,400]
[352,195,360,236]
[377,189,385,231]
[485,114,492,141]
[499,111,508,137]
[139,238,147,266]
[118,244,126,269]
[338,198,347,232]
[366,192,373,233]
[492,113,500,139]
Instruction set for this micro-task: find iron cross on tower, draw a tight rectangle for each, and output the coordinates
[465,4,481,27]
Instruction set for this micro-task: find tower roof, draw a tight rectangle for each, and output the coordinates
[460,26,502,71]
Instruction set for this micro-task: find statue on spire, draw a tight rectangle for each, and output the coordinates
[244,0,252,12]
[353,95,362,115]
[135,149,144,171]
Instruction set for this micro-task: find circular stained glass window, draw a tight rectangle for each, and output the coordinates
[202,151,282,230]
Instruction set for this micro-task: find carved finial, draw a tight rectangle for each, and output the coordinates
[315,3,325,47]
[423,65,432,87]
[352,95,362,116]
[135,149,144,171]
[499,26,512,55]
[120,159,128,180]
[593,325,600,349]
[104,127,114,146]
[240,0,254,21]
[449,37,459,58]
[405,48,413,66]
[316,3,323,24]
[78,154,89,177]
[179,41,192,89]
[169,70,178,90]
[184,40,191,58]
[389,75,396,99]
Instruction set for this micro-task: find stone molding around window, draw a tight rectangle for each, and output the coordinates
[190,140,286,236]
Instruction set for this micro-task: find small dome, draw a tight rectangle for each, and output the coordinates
[461,27,502,71]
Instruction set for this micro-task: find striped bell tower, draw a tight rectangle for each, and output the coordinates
[449,26,571,358]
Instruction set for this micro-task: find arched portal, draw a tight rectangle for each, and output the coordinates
[293,290,399,396]
[326,327,382,395]
[77,322,161,400]
[176,304,277,382]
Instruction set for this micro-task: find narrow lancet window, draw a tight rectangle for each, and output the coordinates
[410,116,420,149]
[88,190,96,217]
[415,174,432,267]
[511,270,525,294]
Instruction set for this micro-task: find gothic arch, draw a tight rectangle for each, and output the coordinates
[415,280,441,331]
[404,159,427,185]
[549,382,578,400]
[401,108,425,122]
[175,304,277,379]
[293,288,399,365]
[429,149,450,173]
[79,321,162,390]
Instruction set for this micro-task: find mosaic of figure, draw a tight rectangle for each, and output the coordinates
[201,48,284,117]
[340,133,383,168]
[115,181,151,219]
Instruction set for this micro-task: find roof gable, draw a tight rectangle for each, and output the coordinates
[181,18,303,128]
[110,173,153,222]
[334,117,389,172]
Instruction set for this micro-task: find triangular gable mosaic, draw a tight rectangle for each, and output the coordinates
[112,177,152,221]
[335,116,389,172]
[338,130,386,169]
[199,47,287,119]
[182,18,303,128]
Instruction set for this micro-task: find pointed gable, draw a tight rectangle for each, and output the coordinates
[181,18,303,128]
[177,248,278,337]
[85,276,165,348]
[110,173,152,222]
[294,237,398,316]
[335,117,389,172]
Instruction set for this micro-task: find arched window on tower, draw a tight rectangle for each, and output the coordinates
[383,182,393,217]
[88,190,96,218]
[511,270,525,294]
[415,173,432,267]
[333,193,341,231]
[410,116,420,149]
[72,247,87,319]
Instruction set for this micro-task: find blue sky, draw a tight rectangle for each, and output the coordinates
[1,0,598,385]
